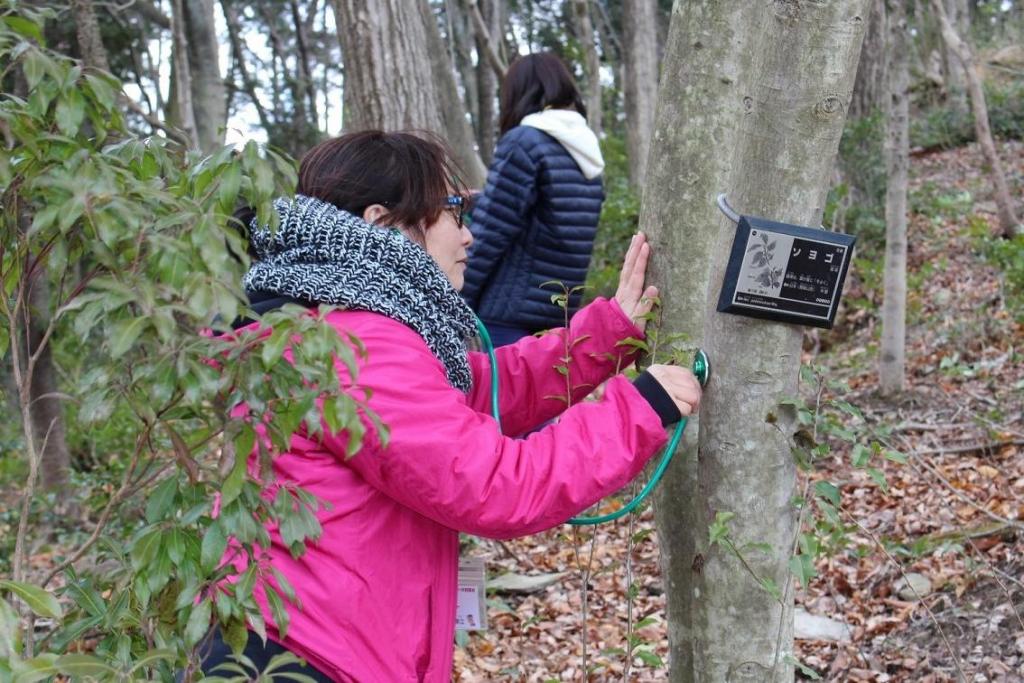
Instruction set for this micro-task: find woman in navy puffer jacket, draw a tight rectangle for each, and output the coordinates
[461,52,605,346]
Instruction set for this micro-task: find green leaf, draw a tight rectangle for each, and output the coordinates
[55,654,117,677]
[0,597,21,658]
[22,49,49,90]
[884,449,908,464]
[54,89,85,136]
[850,443,871,468]
[200,521,227,573]
[3,16,44,43]
[12,654,59,683]
[813,481,840,507]
[221,425,254,506]
[789,553,816,587]
[184,598,212,648]
[261,328,291,368]
[264,586,289,640]
[145,477,177,523]
[218,163,242,209]
[783,653,821,679]
[0,581,62,619]
[109,316,147,358]
[128,648,175,673]
[633,649,663,667]
[867,467,888,493]
[83,73,117,110]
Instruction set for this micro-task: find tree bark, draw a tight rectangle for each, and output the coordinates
[332,0,486,186]
[646,1,869,680]
[26,276,70,491]
[622,0,659,190]
[943,0,969,114]
[932,0,1022,238]
[474,0,502,165]
[71,0,111,72]
[881,0,909,396]
[168,0,200,149]
[849,0,887,119]
[183,0,226,152]
[572,0,602,137]
[466,0,507,77]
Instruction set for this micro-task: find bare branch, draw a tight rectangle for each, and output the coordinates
[464,0,506,78]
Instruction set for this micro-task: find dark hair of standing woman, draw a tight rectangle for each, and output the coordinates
[498,52,587,136]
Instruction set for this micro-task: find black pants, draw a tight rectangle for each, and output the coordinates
[196,627,333,682]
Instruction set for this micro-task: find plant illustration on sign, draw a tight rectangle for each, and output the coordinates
[748,231,782,289]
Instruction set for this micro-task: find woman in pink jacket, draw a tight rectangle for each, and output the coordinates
[207,131,702,681]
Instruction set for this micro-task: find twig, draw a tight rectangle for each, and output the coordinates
[841,508,969,682]
[964,538,1024,634]
[464,0,507,77]
[40,423,155,589]
[908,438,1024,457]
[119,94,191,147]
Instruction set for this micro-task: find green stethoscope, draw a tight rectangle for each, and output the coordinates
[475,318,710,526]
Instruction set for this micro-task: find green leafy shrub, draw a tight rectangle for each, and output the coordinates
[586,134,640,301]
[0,8,377,680]
[910,80,1024,150]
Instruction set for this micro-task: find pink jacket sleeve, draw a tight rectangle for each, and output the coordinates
[317,308,668,540]
[466,297,646,436]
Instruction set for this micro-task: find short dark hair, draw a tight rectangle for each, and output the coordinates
[498,52,586,136]
[296,130,465,241]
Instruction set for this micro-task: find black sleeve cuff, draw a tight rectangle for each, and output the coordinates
[632,370,682,427]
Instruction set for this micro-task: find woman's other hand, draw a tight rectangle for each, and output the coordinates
[646,365,703,417]
[614,233,659,334]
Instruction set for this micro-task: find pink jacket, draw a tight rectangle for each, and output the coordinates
[234,297,668,681]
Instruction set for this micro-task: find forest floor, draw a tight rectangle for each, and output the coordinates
[454,139,1024,682]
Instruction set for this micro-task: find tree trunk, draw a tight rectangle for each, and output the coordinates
[622,0,659,190]
[646,2,869,680]
[474,0,502,165]
[849,0,887,119]
[333,0,485,186]
[943,0,969,114]
[168,0,200,149]
[184,0,226,152]
[71,0,111,72]
[26,276,70,491]
[932,0,1022,238]
[449,0,481,142]
[880,0,909,396]
[572,0,602,137]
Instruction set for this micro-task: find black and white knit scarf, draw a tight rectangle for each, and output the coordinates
[244,194,477,393]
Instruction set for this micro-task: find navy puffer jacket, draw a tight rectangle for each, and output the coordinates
[461,125,604,331]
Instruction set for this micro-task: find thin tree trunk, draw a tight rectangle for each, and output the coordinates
[943,0,969,114]
[26,276,70,491]
[932,0,1022,238]
[881,0,909,397]
[332,0,486,186]
[449,0,480,140]
[222,0,274,133]
[466,0,507,77]
[71,0,111,72]
[622,0,658,190]
[572,0,602,137]
[647,1,869,680]
[291,0,321,130]
[849,0,887,119]
[168,0,199,149]
[183,0,225,152]
[475,0,502,165]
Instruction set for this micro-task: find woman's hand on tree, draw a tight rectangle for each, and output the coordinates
[614,232,659,334]
[646,365,703,416]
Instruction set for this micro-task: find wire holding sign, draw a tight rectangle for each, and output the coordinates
[714,195,856,329]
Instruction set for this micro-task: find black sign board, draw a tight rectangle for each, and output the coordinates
[716,215,856,329]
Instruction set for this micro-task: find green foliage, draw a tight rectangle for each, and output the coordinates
[969,217,1024,319]
[586,133,640,302]
[825,111,887,254]
[909,81,1024,150]
[0,8,378,679]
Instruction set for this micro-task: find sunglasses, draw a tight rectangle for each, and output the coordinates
[443,195,467,228]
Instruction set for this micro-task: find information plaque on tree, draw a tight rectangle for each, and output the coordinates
[716,215,856,329]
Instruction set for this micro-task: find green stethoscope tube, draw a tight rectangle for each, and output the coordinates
[475,317,710,526]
